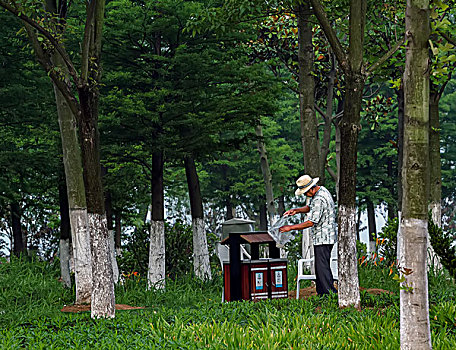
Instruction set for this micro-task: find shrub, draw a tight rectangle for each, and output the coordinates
[118,220,218,280]
[357,240,367,260]
[428,217,456,280]
[377,217,398,266]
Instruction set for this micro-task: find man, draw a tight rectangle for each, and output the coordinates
[279,174,337,295]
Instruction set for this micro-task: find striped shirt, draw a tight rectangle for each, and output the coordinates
[307,186,337,245]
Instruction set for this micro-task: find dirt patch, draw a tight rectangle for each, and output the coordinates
[61,304,145,313]
[360,287,394,295]
[288,286,318,300]
[289,286,393,300]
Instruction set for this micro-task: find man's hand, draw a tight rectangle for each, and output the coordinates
[283,208,298,217]
[279,225,293,233]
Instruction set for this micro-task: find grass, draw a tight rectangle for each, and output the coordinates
[1,256,455,349]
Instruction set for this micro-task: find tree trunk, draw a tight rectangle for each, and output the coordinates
[11,202,25,257]
[58,173,72,288]
[319,54,337,185]
[221,165,234,220]
[297,2,320,178]
[259,200,268,231]
[356,207,362,242]
[429,93,441,226]
[397,86,405,213]
[367,199,377,254]
[427,92,442,270]
[78,91,115,317]
[225,198,234,220]
[77,0,115,318]
[255,123,276,222]
[337,72,364,309]
[184,155,212,280]
[52,61,92,304]
[78,94,115,317]
[400,1,432,348]
[278,195,285,216]
[335,0,367,310]
[387,159,397,219]
[114,211,121,256]
[104,185,119,284]
[148,151,166,289]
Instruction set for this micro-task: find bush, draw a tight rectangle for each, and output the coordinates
[377,217,398,266]
[118,220,217,280]
[428,217,456,280]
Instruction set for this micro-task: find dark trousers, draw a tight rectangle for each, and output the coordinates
[314,244,337,295]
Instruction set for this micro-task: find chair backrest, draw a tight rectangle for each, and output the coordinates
[215,242,251,268]
[215,242,230,267]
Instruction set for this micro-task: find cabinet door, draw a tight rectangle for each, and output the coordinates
[250,264,269,301]
[270,262,288,299]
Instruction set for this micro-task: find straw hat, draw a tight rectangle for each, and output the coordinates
[295,175,319,196]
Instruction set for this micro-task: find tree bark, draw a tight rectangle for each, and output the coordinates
[184,155,212,280]
[427,91,443,270]
[259,200,268,231]
[78,98,115,318]
[148,151,166,289]
[58,173,72,288]
[335,0,367,309]
[297,2,320,178]
[400,1,432,348]
[278,195,285,216]
[429,93,441,226]
[104,185,119,284]
[221,165,234,220]
[255,123,276,222]
[367,199,377,254]
[337,71,364,309]
[11,202,25,257]
[387,158,397,219]
[319,54,337,185]
[79,0,115,318]
[114,211,121,256]
[397,86,405,213]
[52,55,92,304]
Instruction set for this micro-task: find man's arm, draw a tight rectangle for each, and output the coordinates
[279,220,314,233]
[283,206,310,216]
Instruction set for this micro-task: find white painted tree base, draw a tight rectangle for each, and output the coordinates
[89,213,115,319]
[337,205,360,309]
[428,202,442,271]
[59,238,71,288]
[108,230,119,284]
[148,220,166,290]
[192,218,212,280]
[69,208,92,304]
[399,217,431,349]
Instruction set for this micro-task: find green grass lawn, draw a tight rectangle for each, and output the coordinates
[1,257,455,349]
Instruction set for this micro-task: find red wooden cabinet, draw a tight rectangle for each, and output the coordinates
[223,259,288,302]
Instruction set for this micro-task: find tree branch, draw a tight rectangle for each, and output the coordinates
[437,29,456,47]
[81,0,96,81]
[0,0,80,85]
[314,103,327,121]
[326,164,337,182]
[366,36,405,75]
[309,0,348,72]
[23,23,80,118]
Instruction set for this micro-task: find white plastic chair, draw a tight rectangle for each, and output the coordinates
[296,256,338,299]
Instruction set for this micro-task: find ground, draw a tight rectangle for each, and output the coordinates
[61,304,145,313]
[60,287,392,312]
[288,286,393,300]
